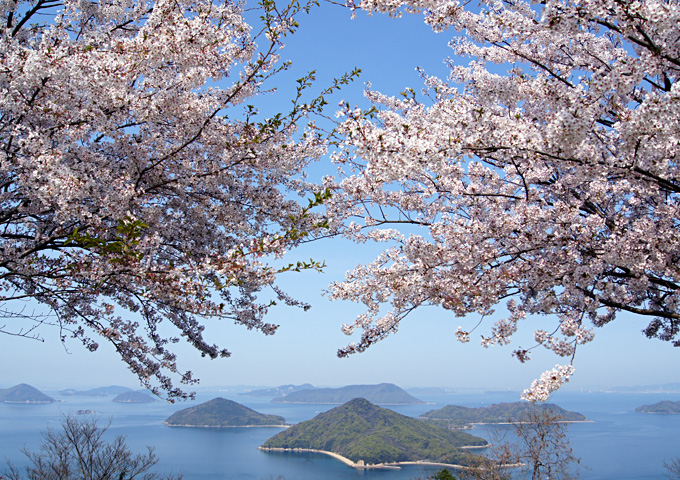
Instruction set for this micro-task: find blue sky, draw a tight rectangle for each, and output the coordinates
[1,1,678,396]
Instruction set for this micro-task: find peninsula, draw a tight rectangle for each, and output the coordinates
[420,402,587,428]
[261,398,487,468]
[635,400,680,414]
[165,397,287,427]
[0,384,56,404]
[271,383,424,405]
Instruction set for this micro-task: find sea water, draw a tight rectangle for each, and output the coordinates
[1,390,679,479]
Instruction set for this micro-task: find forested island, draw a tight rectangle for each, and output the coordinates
[271,383,424,405]
[112,391,157,403]
[165,398,287,427]
[261,398,487,467]
[635,400,680,414]
[0,384,55,404]
[420,402,587,428]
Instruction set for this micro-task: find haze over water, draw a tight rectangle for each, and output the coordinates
[1,387,679,479]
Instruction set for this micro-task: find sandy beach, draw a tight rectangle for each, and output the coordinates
[258,447,474,470]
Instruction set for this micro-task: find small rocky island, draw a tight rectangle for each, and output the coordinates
[164,397,286,427]
[271,383,425,405]
[420,402,587,428]
[112,391,157,403]
[261,398,487,467]
[635,400,680,414]
[0,384,56,404]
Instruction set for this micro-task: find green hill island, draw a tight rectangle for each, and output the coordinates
[635,400,680,414]
[420,402,587,428]
[271,383,424,405]
[0,384,56,404]
[164,398,287,427]
[260,398,487,468]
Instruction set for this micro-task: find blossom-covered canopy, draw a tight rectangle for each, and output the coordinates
[331,0,680,400]
[0,0,337,399]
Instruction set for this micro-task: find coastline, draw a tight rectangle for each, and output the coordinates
[258,447,473,470]
[469,419,593,425]
[423,419,593,427]
[164,422,288,428]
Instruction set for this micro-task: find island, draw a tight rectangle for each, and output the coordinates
[407,387,449,396]
[240,384,316,397]
[635,400,680,414]
[420,402,587,428]
[271,383,425,405]
[607,383,680,394]
[0,384,56,404]
[164,397,286,427]
[60,386,132,397]
[260,398,487,468]
[112,391,157,403]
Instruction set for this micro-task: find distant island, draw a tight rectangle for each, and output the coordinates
[420,402,587,428]
[605,383,680,394]
[271,383,425,405]
[240,384,316,397]
[164,398,286,427]
[635,400,680,414]
[61,386,132,397]
[261,398,487,468]
[0,384,56,404]
[112,391,157,403]
[406,387,449,396]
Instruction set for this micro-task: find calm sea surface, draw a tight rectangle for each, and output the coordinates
[1,389,679,479]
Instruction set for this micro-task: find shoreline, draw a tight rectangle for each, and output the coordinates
[259,447,473,470]
[423,418,593,427]
[164,423,288,428]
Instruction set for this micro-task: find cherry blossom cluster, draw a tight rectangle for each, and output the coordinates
[329,0,680,400]
[522,365,576,403]
[0,0,338,399]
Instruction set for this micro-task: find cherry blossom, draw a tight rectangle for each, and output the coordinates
[0,0,353,400]
[329,0,680,400]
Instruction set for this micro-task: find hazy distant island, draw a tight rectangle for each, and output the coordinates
[112,391,157,403]
[240,384,316,397]
[635,400,680,414]
[164,398,286,427]
[605,383,680,394]
[60,386,132,397]
[406,387,449,396]
[420,402,587,428]
[271,383,425,405]
[0,384,56,404]
[261,398,487,468]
